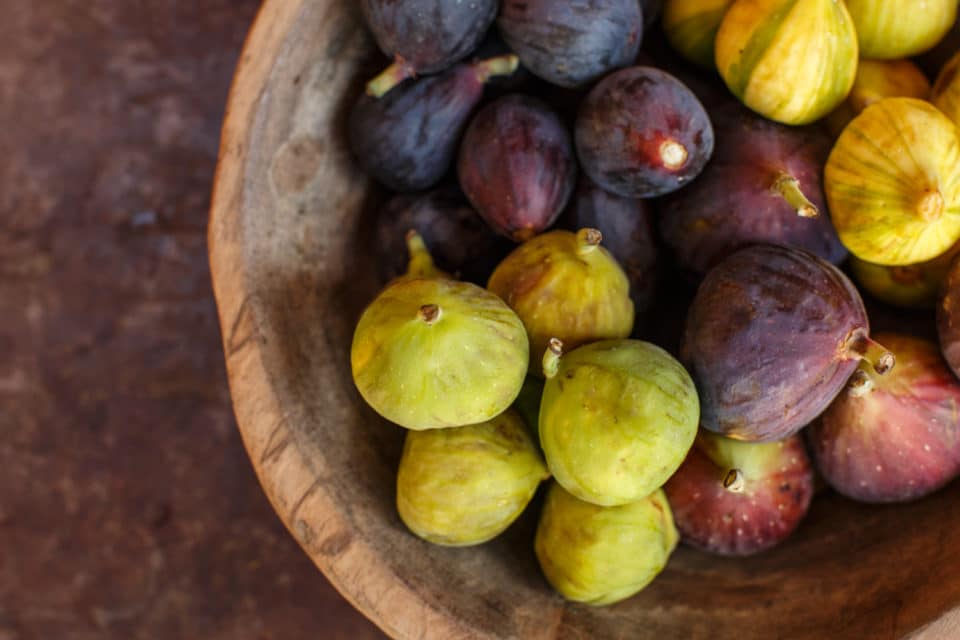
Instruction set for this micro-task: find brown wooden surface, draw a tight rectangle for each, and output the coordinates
[0,2,384,638]
[210,1,960,638]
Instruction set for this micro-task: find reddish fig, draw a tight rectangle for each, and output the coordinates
[683,245,894,442]
[809,333,960,503]
[664,431,813,556]
[660,103,846,275]
[575,67,714,199]
[350,55,519,192]
[458,95,577,241]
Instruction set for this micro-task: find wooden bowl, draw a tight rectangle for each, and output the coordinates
[209,1,960,637]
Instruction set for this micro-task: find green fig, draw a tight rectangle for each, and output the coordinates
[535,482,678,606]
[397,409,549,546]
[487,228,634,376]
[352,232,529,430]
[539,339,700,506]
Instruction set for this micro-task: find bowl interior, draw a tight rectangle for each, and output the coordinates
[213,2,960,638]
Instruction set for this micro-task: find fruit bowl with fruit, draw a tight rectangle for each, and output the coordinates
[209,1,960,638]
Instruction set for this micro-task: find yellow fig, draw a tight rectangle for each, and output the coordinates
[824,59,931,137]
[662,0,735,68]
[714,0,858,126]
[845,0,957,60]
[825,97,960,266]
[850,242,960,309]
[932,50,960,128]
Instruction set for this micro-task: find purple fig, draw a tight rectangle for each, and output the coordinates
[458,95,577,242]
[809,333,960,503]
[497,0,644,89]
[664,431,813,556]
[575,66,714,199]
[683,245,894,442]
[660,103,847,275]
[374,187,513,285]
[938,253,960,378]
[360,0,497,91]
[559,179,659,316]
[350,55,519,192]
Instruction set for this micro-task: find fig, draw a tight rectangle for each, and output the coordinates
[659,102,846,275]
[497,0,643,89]
[715,0,858,125]
[487,229,635,374]
[575,66,714,199]
[825,97,960,266]
[360,0,497,91]
[539,339,699,506]
[373,187,512,285]
[351,233,529,430]
[917,18,960,80]
[825,59,931,137]
[808,333,960,503]
[534,482,678,606]
[559,179,660,316]
[850,242,960,309]
[683,245,894,442]
[937,255,960,378]
[664,431,814,556]
[662,0,734,68]
[458,95,577,242]
[932,51,960,128]
[844,0,957,60]
[397,409,549,546]
[350,55,519,191]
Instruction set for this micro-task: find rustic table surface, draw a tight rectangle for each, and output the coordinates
[0,2,385,638]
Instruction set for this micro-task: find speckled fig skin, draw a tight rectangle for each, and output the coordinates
[664,431,813,556]
[683,245,889,442]
[660,102,846,276]
[937,254,960,379]
[808,333,960,503]
[458,95,577,242]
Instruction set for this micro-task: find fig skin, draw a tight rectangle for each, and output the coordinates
[351,56,519,192]
[664,431,813,556]
[845,0,957,60]
[374,188,512,285]
[825,97,960,266]
[559,179,659,317]
[662,0,735,68]
[458,95,577,242]
[397,409,549,546]
[659,102,846,276]
[534,482,678,606]
[683,245,893,442]
[497,0,644,89]
[539,339,700,506]
[487,229,635,375]
[824,59,931,138]
[937,254,960,379]
[808,333,960,504]
[575,66,714,199]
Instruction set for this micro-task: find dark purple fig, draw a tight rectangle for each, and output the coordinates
[660,103,847,275]
[559,179,659,316]
[360,0,497,90]
[809,333,960,503]
[497,0,644,89]
[351,55,519,192]
[664,431,814,556]
[937,253,960,378]
[683,245,895,442]
[374,187,513,285]
[575,66,714,199]
[458,95,577,241]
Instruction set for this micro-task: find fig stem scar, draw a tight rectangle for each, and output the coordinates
[366,55,417,98]
[916,189,945,223]
[474,54,520,84]
[771,173,819,218]
[842,330,895,375]
[575,228,603,257]
[418,304,441,325]
[659,139,689,170]
[723,469,745,493]
[542,338,564,379]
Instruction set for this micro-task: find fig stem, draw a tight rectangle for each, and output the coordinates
[542,338,564,379]
[474,54,520,84]
[842,329,895,375]
[418,304,441,325]
[575,228,603,257]
[722,469,745,493]
[366,56,416,98]
[771,173,819,218]
[917,189,945,223]
[847,368,875,397]
[405,230,440,279]
[659,139,689,170]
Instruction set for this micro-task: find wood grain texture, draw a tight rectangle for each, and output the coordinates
[209,1,960,637]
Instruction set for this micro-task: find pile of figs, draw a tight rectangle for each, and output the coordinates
[346,0,960,607]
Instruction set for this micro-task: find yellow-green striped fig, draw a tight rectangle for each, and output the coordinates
[845,0,956,59]
[825,58,931,137]
[663,0,734,67]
